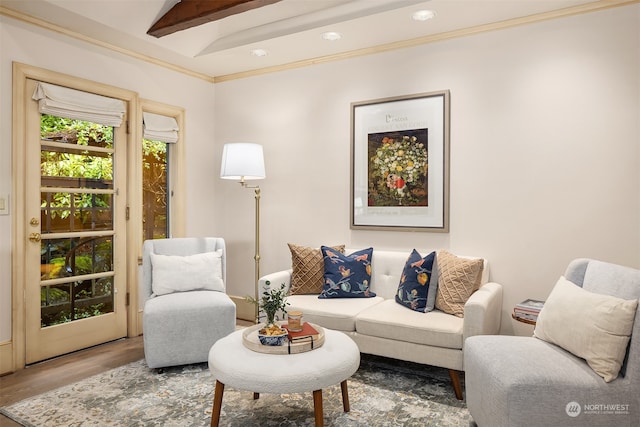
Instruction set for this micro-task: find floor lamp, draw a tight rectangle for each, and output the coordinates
[220,143,266,324]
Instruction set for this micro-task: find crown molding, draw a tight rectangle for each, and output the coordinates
[0,6,215,83]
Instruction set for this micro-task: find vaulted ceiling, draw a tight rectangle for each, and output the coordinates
[0,0,631,81]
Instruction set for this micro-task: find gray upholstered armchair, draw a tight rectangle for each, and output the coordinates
[465,258,640,426]
[141,237,236,369]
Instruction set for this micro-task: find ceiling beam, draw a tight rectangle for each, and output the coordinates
[147,0,283,38]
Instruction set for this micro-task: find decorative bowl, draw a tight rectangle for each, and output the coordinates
[258,325,288,346]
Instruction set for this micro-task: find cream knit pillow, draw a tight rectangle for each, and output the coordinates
[434,250,484,317]
[534,276,638,382]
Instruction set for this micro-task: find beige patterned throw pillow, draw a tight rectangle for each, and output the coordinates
[435,250,484,317]
[288,244,345,295]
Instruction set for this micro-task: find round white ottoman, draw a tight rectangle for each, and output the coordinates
[208,328,360,427]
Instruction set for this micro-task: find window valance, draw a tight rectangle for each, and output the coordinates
[32,82,126,127]
[143,112,179,143]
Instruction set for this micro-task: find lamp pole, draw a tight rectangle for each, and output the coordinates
[252,185,261,324]
[219,142,265,325]
[240,180,261,324]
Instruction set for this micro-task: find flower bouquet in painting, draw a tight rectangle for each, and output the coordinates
[367,130,428,207]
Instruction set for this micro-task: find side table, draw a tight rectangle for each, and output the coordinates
[512,298,544,326]
[511,312,537,326]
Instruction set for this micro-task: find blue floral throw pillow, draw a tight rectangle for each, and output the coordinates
[319,246,376,298]
[395,249,436,312]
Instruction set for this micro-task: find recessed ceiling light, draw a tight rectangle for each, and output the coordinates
[412,10,436,21]
[321,31,342,41]
[250,49,268,57]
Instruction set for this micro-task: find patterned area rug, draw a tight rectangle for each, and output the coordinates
[1,354,470,426]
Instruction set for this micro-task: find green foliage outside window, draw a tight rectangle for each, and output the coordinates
[41,114,114,147]
[40,115,167,224]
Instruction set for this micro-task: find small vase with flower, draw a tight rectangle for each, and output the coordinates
[246,282,290,345]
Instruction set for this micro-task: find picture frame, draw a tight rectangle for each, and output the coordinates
[350,90,450,232]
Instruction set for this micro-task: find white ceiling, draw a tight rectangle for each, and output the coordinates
[1,0,615,80]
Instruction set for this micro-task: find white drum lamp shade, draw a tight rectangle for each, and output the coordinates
[220,143,265,181]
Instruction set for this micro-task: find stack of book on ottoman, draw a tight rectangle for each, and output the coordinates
[513,299,545,323]
[283,322,320,343]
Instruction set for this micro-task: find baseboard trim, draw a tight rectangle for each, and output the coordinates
[0,340,14,375]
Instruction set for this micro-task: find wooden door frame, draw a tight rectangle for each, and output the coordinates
[134,99,186,329]
[11,62,140,370]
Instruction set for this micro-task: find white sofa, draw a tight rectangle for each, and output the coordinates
[259,249,503,400]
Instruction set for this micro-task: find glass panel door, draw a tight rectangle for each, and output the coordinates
[25,79,127,363]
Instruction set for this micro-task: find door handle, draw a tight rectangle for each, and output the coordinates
[28,232,41,242]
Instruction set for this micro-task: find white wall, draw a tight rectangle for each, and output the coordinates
[213,5,640,335]
[1,5,638,345]
[0,16,216,342]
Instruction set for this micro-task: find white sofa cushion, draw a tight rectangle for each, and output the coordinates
[355,299,464,349]
[366,249,416,300]
[286,294,384,332]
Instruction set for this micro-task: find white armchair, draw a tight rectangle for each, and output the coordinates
[141,237,236,369]
[465,258,640,426]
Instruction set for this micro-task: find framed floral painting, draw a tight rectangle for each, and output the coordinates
[350,91,450,231]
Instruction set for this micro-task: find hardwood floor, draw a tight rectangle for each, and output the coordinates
[0,336,144,427]
[0,320,253,427]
